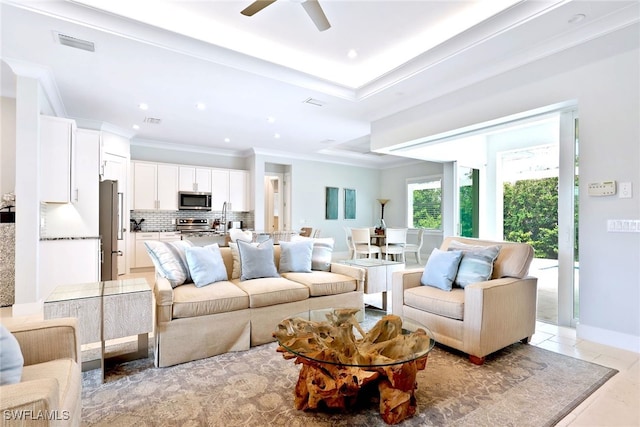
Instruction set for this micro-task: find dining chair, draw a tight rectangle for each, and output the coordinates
[351,227,381,259]
[344,227,354,259]
[312,229,321,238]
[300,227,312,237]
[403,228,425,264]
[381,228,407,262]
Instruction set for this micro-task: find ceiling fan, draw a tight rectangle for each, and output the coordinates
[241,0,331,32]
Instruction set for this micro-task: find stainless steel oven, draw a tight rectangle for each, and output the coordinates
[178,191,212,211]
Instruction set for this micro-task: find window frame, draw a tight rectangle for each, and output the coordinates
[407,174,443,230]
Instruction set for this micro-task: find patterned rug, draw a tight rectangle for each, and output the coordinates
[81,337,617,426]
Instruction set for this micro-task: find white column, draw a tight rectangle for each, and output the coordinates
[13,75,41,314]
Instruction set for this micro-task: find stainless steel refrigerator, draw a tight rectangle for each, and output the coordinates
[99,180,123,280]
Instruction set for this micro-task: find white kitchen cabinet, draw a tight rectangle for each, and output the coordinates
[229,169,251,211]
[179,166,211,193]
[134,232,159,268]
[132,162,178,210]
[72,129,100,235]
[157,164,179,210]
[133,231,181,269]
[211,168,230,210]
[211,168,250,212]
[40,115,76,203]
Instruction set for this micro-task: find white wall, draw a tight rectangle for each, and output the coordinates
[253,153,381,255]
[131,142,248,170]
[1,97,16,197]
[371,26,640,351]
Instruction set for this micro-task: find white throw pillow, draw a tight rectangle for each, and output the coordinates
[144,240,194,288]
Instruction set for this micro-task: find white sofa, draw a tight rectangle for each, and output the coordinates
[392,237,537,364]
[153,244,365,367]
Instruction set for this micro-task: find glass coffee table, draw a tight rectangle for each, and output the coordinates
[274,307,435,424]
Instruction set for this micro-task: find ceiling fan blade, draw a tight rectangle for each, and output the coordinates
[301,0,331,31]
[241,0,277,17]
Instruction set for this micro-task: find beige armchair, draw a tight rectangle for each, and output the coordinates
[392,237,537,365]
[1,318,82,427]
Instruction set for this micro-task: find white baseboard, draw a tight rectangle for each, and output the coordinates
[577,323,640,353]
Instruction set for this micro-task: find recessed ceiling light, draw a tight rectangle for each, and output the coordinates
[568,13,586,24]
[138,103,149,111]
[347,49,358,59]
[267,116,276,123]
[132,124,140,130]
[196,102,206,110]
[274,133,281,139]
[224,137,230,143]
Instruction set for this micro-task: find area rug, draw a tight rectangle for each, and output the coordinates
[81,339,617,426]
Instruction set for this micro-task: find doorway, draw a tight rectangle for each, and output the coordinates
[264,174,282,232]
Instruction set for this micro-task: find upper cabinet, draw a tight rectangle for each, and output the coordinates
[179,166,211,193]
[40,115,76,203]
[211,168,250,212]
[132,162,178,210]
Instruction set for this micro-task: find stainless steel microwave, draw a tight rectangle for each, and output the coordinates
[178,191,212,211]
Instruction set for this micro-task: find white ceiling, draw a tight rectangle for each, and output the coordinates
[1,0,638,167]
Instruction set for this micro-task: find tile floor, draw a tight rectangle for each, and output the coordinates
[2,267,638,426]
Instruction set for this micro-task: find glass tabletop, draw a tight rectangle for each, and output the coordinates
[339,258,404,267]
[274,307,435,368]
[44,278,150,303]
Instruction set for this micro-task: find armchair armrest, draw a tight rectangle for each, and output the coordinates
[329,263,366,292]
[9,318,80,366]
[154,275,174,324]
[463,276,538,358]
[391,268,424,316]
[0,378,60,417]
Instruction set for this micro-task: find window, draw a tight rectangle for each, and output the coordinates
[407,176,442,229]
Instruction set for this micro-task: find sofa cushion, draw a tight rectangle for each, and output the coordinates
[279,240,313,273]
[447,242,501,288]
[0,324,23,385]
[233,277,309,308]
[237,239,280,280]
[144,240,193,287]
[172,282,250,318]
[404,286,466,320]
[420,248,463,291]
[282,271,357,296]
[185,244,228,287]
[21,358,81,417]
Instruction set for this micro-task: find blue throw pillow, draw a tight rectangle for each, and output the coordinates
[279,240,313,273]
[420,248,463,291]
[453,245,501,288]
[185,244,229,287]
[237,239,280,281]
[0,324,24,385]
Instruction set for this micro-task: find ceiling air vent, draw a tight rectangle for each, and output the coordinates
[144,117,162,125]
[303,97,325,107]
[56,33,95,52]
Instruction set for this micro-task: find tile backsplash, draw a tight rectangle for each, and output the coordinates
[130,209,254,231]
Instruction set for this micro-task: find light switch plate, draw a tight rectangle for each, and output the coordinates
[588,181,616,196]
[619,182,632,198]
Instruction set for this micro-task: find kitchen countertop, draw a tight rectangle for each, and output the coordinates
[40,236,101,241]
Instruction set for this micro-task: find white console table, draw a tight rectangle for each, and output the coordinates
[44,278,152,381]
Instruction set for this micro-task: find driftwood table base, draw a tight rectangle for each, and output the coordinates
[274,309,432,425]
[289,354,428,424]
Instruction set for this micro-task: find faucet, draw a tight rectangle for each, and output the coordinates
[221,201,227,233]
